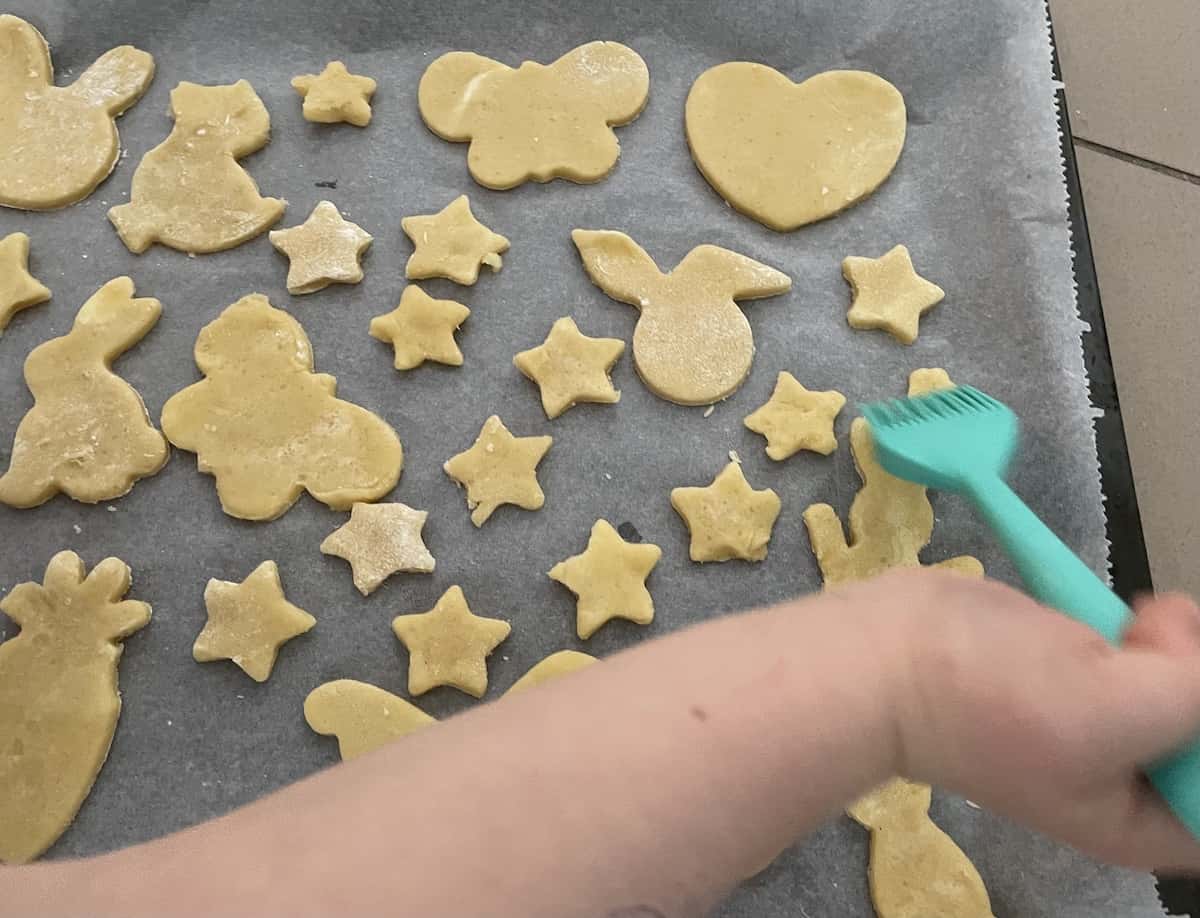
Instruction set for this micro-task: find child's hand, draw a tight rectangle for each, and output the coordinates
[875,569,1200,871]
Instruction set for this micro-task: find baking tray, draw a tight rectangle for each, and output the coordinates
[0,0,1170,914]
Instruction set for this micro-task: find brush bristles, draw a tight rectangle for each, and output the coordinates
[863,386,1004,428]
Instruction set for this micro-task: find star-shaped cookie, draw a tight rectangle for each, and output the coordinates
[671,461,782,563]
[549,519,662,639]
[193,560,316,682]
[269,200,373,295]
[842,245,944,344]
[443,415,553,526]
[291,61,377,127]
[391,585,511,697]
[369,285,470,370]
[0,232,51,333]
[320,501,436,596]
[401,195,510,285]
[744,372,846,460]
[514,317,625,419]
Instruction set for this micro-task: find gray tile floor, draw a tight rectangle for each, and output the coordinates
[1053,0,1200,595]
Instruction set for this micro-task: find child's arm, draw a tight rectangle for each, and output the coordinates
[9,569,1200,918]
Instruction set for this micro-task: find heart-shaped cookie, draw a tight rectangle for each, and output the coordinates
[685,63,906,231]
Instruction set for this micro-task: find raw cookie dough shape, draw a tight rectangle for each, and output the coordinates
[549,520,662,639]
[843,245,944,345]
[161,293,403,522]
[671,461,782,563]
[0,15,154,211]
[391,585,511,697]
[849,778,995,918]
[369,285,470,370]
[443,415,553,526]
[684,63,906,231]
[0,551,151,864]
[514,317,625,419]
[802,369,983,587]
[108,80,285,254]
[505,650,598,695]
[418,41,649,190]
[572,230,791,405]
[320,501,435,596]
[193,560,315,683]
[304,680,435,761]
[0,232,51,333]
[401,195,510,285]
[269,200,372,294]
[304,651,596,762]
[0,277,168,509]
[744,371,846,460]
[292,61,376,127]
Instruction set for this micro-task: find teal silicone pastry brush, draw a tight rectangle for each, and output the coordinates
[862,384,1200,840]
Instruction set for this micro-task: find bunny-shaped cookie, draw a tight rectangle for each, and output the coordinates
[0,277,168,508]
[848,779,995,918]
[0,15,154,210]
[109,80,285,254]
[572,229,791,405]
[803,369,983,585]
[419,42,649,189]
[161,294,403,521]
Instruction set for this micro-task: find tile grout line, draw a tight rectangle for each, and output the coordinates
[1073,136,1200,187]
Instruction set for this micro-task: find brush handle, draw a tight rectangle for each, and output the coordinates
[965,476,1130,641]
[966,475,1200,839]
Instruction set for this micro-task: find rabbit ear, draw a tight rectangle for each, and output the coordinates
[418,51,506,140]
[571,229,664,308]
[69,45,155,115]
[849,778,932,829]
[0,14,51,88]
[676,245,792,302]
[73,277,162,361]
[554,42,649,126]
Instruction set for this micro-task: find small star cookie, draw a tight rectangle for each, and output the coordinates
[320,501,436,595]
[369,285,470,370]
[0,233,51,333]
[505,650,598,695]
[193,561,316,682]
[402,195,510,285]
[843,245,944,344]
[671,461,782,563]
[269,200,373,294]
[514,317,625,419]
[391,585,511,697]
[549,519,662,639]
[744,372,846,460]
[444,415,553,526]
[291,61,377,127]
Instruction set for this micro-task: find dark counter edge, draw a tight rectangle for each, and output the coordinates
[1045,10,1197,916]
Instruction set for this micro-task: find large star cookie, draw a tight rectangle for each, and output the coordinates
[0,232,51,333]
[443,415,553,526]
[671,461,781,563]
[369,285,470,370]
[291,61,377,127]
[744,372,846,460]
[401,195,509,285]
[320,501,436,596]
[269,200,372,294]
[843,245,944,344]
[514,317,625,419]
[391,585,511,697]
[193,560,315,682]
[549,519,662,639]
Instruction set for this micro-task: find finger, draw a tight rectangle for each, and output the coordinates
[1125,594,1200,656]
[1085,777,1200,871]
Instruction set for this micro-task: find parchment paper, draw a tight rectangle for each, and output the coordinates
[0,0,1163,914]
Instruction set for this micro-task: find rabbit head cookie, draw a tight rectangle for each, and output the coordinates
[572,230,791,405]
[418,41,649,189]
[108,80,285,254]
[0,15,154,210]
[161,294,403,521]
